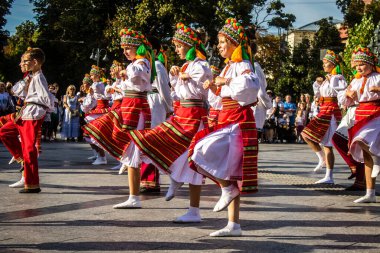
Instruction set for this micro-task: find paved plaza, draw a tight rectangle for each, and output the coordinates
[0,142,379,252]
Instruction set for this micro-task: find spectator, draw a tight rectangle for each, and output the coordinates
[0,82,15,116]
[283,95,297,126]
[295,102,307,143]
[49,83,60,141]
[61,85,81,142]
[304,93,312,124]
[297,93,306,108]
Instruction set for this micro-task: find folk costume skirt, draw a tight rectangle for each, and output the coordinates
[302,97,342,146]
[83,92,151,160]
[348,100,380,163]
[128,99,207,185]
[189,97,259,194]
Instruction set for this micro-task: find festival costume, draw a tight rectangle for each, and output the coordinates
[83,29,153,163]
[302,74,347,146]
[188,18,260,196]
[127,23,212,187]
[0,70,53,190]
[343,73,380,163]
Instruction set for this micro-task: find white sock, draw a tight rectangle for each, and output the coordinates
[92,150,98,157]
[221,184,234,194]
[188,206,200,216]
[366,189,376,197]
[128,195,140,202]
[316,151,324,163]
[226,221,240,230]
[325,168,333,179]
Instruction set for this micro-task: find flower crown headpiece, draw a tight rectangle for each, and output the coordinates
[89,65,102,76]
[120,28,151,48]
[219,17,254,66]
[119,28,156,82]
[323,50,343,75]
[110,60,122,70]
[352,46,378,66]
[82,74,92,85]
[173,23,207,61]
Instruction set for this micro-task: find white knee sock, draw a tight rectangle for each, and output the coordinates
[325,168,333,179]
[316,151,324,163]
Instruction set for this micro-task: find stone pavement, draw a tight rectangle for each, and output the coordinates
[0,142,379,253]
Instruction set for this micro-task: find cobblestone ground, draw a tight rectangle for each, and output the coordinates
[0,142,379,252]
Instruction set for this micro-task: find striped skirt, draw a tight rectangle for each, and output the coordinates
[188,97,258,194]
[83,93,151,160]
[302,99,342,144]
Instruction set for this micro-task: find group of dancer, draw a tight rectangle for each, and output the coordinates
[1,17,379,237]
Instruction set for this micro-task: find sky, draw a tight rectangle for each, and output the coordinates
[4,0,344,35]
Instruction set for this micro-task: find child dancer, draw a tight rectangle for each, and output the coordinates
[84,28,154,208]
[188,17,260,236]
[342,46,380,203]
[301,50,347,183]
[126,23,212,218]
[0,48,54,193]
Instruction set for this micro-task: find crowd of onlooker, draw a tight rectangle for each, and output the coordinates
[0,81,86,143]
[260,90,320,144]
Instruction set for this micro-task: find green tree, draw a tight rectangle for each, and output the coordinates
[336,0,380,27]
[343,14,375,80]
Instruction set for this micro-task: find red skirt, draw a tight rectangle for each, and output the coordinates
[128,100,207,173]
[348,100,380,147]
[188,98,258,194]
[302,99,341,143]
[83,94,151,160]
[87,99,110,115]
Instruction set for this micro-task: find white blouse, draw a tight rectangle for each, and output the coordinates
[21,70,54,120]
[315,74,347,98]
[208,60,260,109]
[341,72,380,107]
[91,82,107,100]
[121,58,151,92]
[105,79,123,101]
[170,58,212,101]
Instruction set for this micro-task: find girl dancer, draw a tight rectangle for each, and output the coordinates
[188,17,260,236]
[301,50,347,184]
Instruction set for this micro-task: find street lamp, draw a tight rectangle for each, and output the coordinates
[90,48,109,66]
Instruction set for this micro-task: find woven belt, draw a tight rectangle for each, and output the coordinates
[221,97,257,110]
[319,97,337,104]
[180,99,205,108]
[124,90,148,99]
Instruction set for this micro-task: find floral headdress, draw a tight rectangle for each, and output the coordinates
[218,18,254,66]
[119,28,156,82]
[323,50,343,75]
[173,23,207,61]
[110,60,122,70]
[82,74,92,85]
[90,65,102,76]
[352,46,380,78]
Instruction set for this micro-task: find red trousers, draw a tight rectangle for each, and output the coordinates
[140,162,160,189]
[0,118,44,189]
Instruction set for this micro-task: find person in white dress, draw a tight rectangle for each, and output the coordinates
[188,17,260,237]
[341,46,380,203]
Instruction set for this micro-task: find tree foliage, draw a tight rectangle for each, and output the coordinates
[336,0,380,27]
[343,14,375,80]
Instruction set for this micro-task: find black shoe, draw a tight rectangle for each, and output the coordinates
[345,185,365,191]
[347,172,356,180]
[19,188,41,193]
[140,187,160,194]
